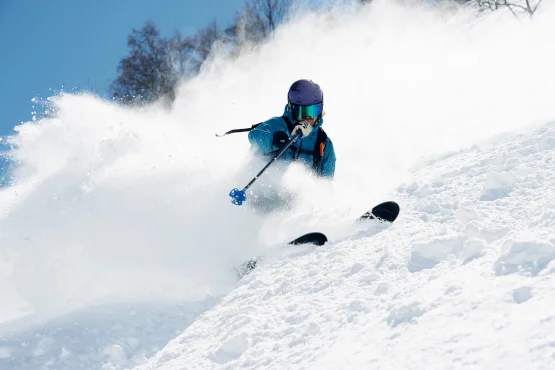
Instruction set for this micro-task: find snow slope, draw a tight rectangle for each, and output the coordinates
[136,122,555,370]
[1,0,555,369]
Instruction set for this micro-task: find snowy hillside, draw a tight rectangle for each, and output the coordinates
[1,1,555,369]
[137,122,555,370]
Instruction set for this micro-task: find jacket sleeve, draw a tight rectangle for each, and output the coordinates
[320,139,336,178]
[248,117,289,154]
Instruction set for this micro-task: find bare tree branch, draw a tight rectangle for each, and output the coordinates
[189,21,223,73]
[109,21,194,105]
[228,0,292,45]
[471,0,543,18]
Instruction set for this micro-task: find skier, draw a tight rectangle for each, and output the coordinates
[248,79,336,178]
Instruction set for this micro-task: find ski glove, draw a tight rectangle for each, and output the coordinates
[272,131,289,148]
[291,120,313,138]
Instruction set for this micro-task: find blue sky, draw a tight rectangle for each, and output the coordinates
[0,0,245,136]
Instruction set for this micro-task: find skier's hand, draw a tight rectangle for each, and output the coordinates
[272,131,289,148]
[291,120,313,138]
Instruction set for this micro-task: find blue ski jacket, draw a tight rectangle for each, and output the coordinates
[248,107,336,178]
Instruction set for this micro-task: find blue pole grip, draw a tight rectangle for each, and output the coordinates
[229,188,247,206]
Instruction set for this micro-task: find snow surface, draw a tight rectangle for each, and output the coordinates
[2,1,555,369]
[136,122,555,370]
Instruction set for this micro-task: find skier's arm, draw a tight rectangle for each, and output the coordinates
[248,118,289,154]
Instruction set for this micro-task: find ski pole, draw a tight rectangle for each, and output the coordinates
[229,132,302,206]
[215,126,256,137]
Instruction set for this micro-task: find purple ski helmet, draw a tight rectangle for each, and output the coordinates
[287,79,323,106]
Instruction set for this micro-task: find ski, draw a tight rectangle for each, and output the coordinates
[236,232,328,278]
[357,201,400,223]
[289,232,328,246]
[236,201,399,278]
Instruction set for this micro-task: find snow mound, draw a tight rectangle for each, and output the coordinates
[494,239,555,276]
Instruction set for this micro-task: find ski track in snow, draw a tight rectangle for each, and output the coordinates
[136,123,555,370]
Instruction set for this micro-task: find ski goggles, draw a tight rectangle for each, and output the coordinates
[289,102,323,120]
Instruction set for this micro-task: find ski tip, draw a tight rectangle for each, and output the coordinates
[375,201,400,221]
[358,201,400,223]
[289,232,328,246]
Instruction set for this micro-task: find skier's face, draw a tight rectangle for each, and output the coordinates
[297,116,317,126]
